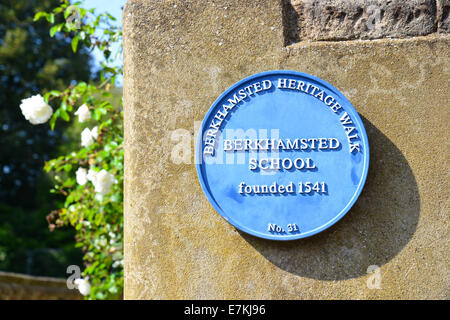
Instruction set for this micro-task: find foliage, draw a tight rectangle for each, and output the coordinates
[0,0,94,277]
[33,0,123,299]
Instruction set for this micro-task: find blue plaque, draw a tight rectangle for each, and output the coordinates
[196,70,369,240]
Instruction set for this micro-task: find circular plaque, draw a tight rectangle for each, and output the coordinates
[196,70,369,240]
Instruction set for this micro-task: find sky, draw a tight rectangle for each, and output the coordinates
[83,0,126,85]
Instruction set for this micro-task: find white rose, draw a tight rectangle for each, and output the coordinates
[75,168,88,185]
[19,94,53,125]
[74,104,91,123]
[81,126,98,147]
[91,126,98,139]
[91,169,115,195]
[81,128,93,147]
[74,278,91,296]
[87,169,97,182]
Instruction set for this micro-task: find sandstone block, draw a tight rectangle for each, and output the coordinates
[287,0,437,42]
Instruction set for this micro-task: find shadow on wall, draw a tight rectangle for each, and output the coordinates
[241,116,420,280]
[281,0,300,46]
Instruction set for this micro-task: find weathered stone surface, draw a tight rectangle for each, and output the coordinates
[123,0,449,299]
[286,0,437,42]
[0,271,82,300]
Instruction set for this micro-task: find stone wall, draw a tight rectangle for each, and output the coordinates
[0,271,81,300]
[123,0,449,299]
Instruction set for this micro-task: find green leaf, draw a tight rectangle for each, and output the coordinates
[69,213,78,226]
[82,36,92,49]
[65,193,74,206]
[77,148,88,158]
[33,12,47,22]
[44,160,55,172]
[49,110,60,130]
[93,109,101,121]
[50,26,58,37]
[50,24,64,37]
[79,8,87,19]
[60,108,70,121]
[61,100,69,110]
[53,7,63,14]
[104,67,116,74]
[49,90,61,97]
[71,36,79,53]
[47,13,55,24]
[105,13,117,21]
[77,81,87,92]
[95,212,104,226]
[104,50,111,59]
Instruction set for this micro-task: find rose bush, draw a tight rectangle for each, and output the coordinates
[24,0,124,299]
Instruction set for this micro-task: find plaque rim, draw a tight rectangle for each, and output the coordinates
[195,70,370,241]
